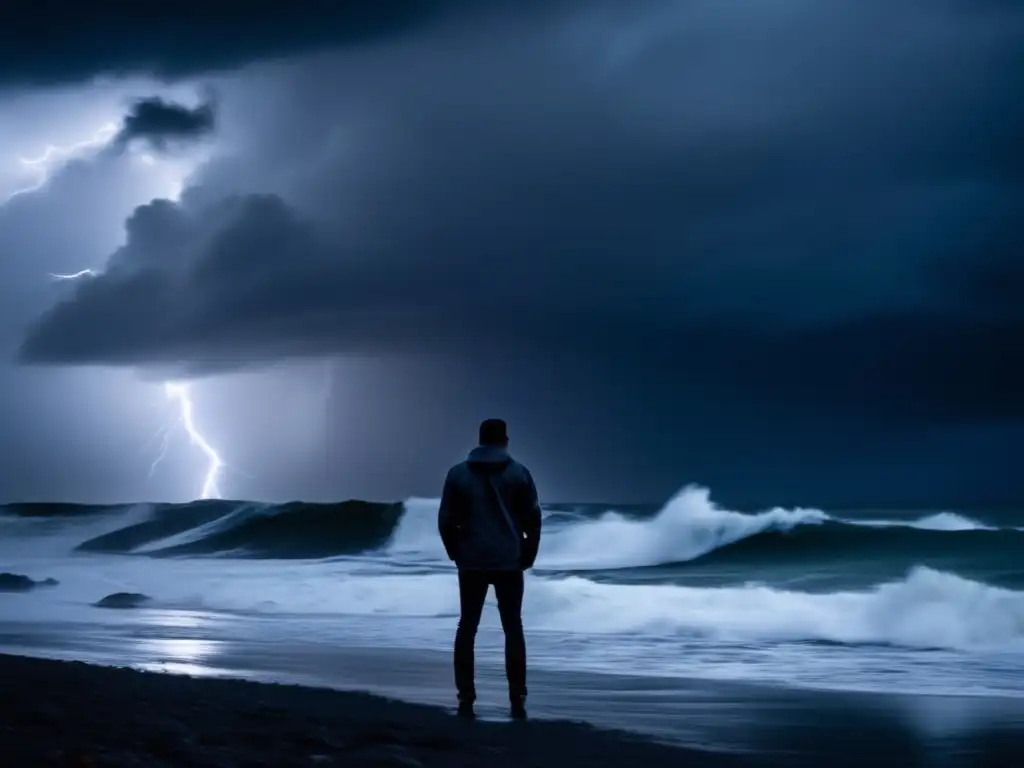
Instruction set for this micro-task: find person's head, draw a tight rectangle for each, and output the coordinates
[478,418,509,448]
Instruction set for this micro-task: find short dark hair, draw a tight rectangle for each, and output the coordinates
[479,418,508,446]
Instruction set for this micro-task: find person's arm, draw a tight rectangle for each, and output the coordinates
[518,468,543,570]
[437,468,461,563]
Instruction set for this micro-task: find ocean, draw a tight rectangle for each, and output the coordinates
[3,484,1023,709]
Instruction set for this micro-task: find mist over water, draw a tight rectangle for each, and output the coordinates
[2,486,1023,697]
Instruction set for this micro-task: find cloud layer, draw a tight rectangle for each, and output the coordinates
[114,97,216,149]
[17,0,1024,431]
[0,1,461,85]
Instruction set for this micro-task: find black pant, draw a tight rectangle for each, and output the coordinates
[454,569,526,703]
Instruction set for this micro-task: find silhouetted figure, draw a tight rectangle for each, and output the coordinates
[438,418,543,720]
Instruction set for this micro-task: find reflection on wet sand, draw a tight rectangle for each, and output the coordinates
[1,610,1023,762]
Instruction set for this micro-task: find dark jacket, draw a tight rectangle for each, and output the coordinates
[437,446,543,571]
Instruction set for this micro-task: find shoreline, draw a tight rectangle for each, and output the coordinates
[0,653,736,767]
[3,645,1024,767]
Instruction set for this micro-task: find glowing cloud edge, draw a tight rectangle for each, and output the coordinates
[14,123,226,500]
[3,123,118,204]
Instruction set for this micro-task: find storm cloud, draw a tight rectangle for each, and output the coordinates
[19,0,1024,428]
[114,97,216,150]
[18,0,1024,430]
[3,0,1022,504]
[0,1,460,85]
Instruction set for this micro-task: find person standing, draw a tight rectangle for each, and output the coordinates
[437,418,543,720]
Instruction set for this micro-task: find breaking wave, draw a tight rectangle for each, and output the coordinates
[1,487,1019,570]
[75,500,405,558]
[4,489,1024,657]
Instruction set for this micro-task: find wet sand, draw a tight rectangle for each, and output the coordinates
[2,616,1023,766]
[0,653,732,767]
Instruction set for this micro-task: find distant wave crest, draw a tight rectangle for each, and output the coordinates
[533,488,1015,572]
[74,499,403,558]
[0,487,1018,565]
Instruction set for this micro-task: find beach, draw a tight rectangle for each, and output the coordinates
[2,634,1023,767]
[3,496,1024,765]
[1,652,737,768]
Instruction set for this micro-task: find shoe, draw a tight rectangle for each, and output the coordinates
[509,696,527,721]
[457,699,476,719]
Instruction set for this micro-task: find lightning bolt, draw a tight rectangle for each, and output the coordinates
[17,123,227,501]
[164,383,224,500]
[49,269,100,281]
[46,267,226,500]
[4,122,118,204]
[146,423,175,479]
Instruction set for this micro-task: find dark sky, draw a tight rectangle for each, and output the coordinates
[0,0,1020,507]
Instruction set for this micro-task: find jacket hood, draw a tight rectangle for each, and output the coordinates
[467,445,512,472]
